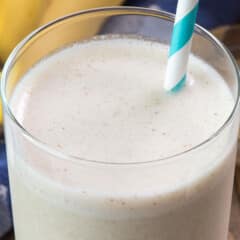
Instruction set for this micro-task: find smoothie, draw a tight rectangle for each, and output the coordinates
[6,37,237,240]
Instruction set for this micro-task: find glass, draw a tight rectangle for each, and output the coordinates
[1,7,240,240]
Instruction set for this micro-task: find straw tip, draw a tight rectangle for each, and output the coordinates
[164,75,186,93]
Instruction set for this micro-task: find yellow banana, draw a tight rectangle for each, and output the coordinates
[0,0,124,64]
[40,0,124,25]
[0,0,47,63]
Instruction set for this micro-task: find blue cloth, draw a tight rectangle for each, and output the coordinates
[125,0,240,29]
[0,142,12,237]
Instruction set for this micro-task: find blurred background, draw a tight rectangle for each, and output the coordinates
[0,0,240,239]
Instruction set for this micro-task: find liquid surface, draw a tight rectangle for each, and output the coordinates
[11,37,234,163]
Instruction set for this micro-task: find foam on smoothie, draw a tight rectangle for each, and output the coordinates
[11,37,234,163]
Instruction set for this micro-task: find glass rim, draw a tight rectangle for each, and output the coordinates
[1,6,240,165]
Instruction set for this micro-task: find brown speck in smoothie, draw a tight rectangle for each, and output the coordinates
[26,90,32,95]
[57,144,62,148]
[183,144,193,149]
[113,111,119,118]
[102,122,109,127]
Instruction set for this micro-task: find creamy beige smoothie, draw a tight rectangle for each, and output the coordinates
[6,37,237,240]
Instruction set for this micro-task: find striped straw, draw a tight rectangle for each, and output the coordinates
[164,0,199,92]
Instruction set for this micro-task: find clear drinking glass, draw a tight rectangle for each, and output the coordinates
[1,7,240,240]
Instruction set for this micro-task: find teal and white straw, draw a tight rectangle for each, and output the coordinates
[164,0,199,92]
